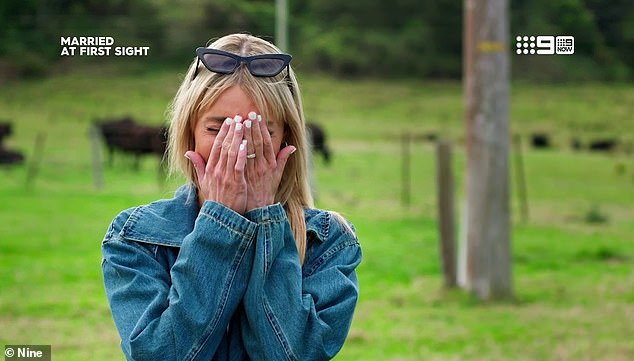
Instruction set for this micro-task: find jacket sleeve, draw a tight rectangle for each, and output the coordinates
[240,204,362,361]
[101,201,257,361]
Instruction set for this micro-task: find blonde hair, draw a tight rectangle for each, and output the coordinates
[167,33,314,262]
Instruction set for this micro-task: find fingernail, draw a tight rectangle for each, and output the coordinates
[225,117,233,125]
[184,153,191,160]
[236,122,243,131]
[290,146,297,154]
[234,115,242,123]
[257,115,262,122]
[248,111,257,120]
[240,140,246,151]
[245,120,252,129]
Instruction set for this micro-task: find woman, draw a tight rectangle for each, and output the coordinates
[101,33,362,361]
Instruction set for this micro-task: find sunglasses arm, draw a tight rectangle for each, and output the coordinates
[191,58,200,81]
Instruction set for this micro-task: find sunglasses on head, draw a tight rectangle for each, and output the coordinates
[192,48,292,81]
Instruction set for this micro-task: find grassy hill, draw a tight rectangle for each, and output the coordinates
[0,70,632,360]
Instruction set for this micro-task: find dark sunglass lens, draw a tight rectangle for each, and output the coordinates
[203,53,238,73]
[249,58,287,76]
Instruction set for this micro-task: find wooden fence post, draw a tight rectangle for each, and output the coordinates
[90,124,104,190]
[25,133,46,189]
[513,134,529,223]
[436,139,457,288]
[401,132,411,207]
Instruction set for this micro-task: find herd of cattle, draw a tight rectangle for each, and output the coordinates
[0,118,332,169]
[0,118,627,168]
[529,132,623,152]
[92,116,333,170]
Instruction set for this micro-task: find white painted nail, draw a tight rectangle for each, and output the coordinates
[236,122,243,131]
[245,120,252,129]
[239,142,245,151]
[257,115,262,122]
[248,111,257,120]
[234,115,242,123]
[225,117,233,125]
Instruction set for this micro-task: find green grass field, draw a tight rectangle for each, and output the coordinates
[1,69,633,360]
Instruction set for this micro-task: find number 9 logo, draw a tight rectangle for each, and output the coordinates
[536,36,555,55]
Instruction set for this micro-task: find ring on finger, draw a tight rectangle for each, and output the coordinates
[247,153,256,159]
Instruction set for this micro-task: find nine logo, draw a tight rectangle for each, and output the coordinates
[515,36,574,55]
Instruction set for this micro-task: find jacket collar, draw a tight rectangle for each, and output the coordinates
[120,184,327,248]
[120,184,200,247]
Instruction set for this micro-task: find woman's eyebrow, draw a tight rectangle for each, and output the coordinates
[205,116,226,122]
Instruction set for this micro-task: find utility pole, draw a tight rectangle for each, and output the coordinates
[275,0,288,52]
[462,0,513,300]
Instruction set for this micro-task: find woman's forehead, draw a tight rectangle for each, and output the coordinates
[195,84,288,128]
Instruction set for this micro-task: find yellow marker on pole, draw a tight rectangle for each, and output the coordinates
[477,41,505,52]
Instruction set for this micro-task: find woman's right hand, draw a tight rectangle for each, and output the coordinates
[185,115,248,214]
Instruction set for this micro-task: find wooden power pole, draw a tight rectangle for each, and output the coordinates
[275,0,288,52]
[462,0,513,300]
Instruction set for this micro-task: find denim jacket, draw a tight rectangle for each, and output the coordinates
[101,184,361,361]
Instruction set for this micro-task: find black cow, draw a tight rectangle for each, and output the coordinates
[94,116,167,170]
[588,138,618,153]
[531,132,551,149]
[0,121,24,165]
[0,148,24,165]
[306,122,331,165]
[0,122,11,140]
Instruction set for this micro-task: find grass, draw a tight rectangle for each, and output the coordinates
[0,69,633,360]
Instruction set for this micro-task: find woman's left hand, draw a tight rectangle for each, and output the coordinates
[243,112,296,212]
